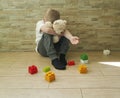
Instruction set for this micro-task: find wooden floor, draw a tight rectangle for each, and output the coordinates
[0,51,120,98]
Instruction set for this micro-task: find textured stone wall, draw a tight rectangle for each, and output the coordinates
[0,0,120,51]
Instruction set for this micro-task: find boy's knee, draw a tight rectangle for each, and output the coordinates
[43,33,53,42]
[43,33,53,38]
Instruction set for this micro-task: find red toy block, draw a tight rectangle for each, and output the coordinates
[28,65,38,74]
[67,60,75,66]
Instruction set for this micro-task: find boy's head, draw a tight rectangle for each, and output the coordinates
[44,8,60,23]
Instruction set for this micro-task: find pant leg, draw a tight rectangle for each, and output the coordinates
[37,33,58,60]
[54,36,70,55]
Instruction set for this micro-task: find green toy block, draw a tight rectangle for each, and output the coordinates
[80,53,88,60]
[43,66,51,72]
[80,59,88,64]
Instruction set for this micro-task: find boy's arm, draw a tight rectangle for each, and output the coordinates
[63,30,79,45]
[40,25,57,35]
[63,30,73,39]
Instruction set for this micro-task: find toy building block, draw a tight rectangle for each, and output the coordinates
[45,71,55,82]
[80,53,88,64]
[103,49,111,56]
[78,64,88,73]
[43,66,51,73]
[28,65,38,74]
[67,60,75,66]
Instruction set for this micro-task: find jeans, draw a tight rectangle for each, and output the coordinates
[37,33,70,60]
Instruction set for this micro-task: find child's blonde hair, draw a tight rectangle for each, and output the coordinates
[44,8,60,23]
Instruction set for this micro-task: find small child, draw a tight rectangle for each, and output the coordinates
[35,8,79,70]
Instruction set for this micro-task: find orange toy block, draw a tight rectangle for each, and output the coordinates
[78,64,88,73]
[45,71,55,82]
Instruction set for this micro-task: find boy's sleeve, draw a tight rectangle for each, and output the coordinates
[35,20,44,46]
[36,21,44,33]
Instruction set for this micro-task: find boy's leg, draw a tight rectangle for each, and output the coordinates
[37,33,66,70]
[59,36,70,54]
[54,36,70,65]
[37,36,48,57]
[37,33,57,60]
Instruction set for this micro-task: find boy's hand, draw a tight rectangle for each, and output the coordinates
[70,36,79,45]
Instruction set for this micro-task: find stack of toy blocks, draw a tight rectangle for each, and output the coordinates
[78,64,88,73]
[45,71,55,82]
[80,53,88,64]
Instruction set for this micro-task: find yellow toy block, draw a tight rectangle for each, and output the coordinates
[45,71,55,82]
[78,64,88,73]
